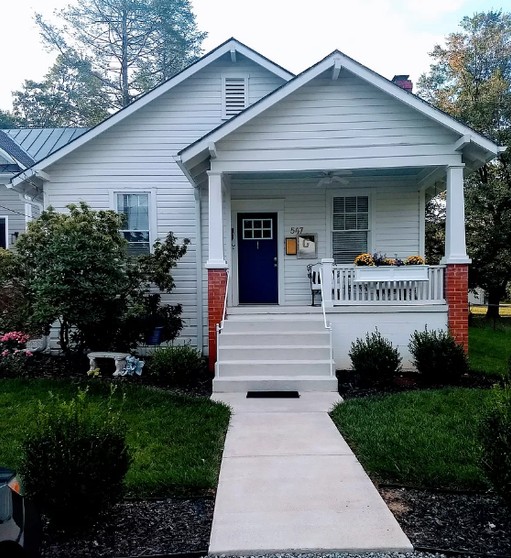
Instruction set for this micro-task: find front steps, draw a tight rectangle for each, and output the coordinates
[213,309,337,393]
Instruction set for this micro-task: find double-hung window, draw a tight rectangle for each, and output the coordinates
[116,193,150,256]
[0,217,7,249]
[332,196,369,264]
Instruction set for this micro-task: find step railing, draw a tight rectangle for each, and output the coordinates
[319,261,445,306]
[318,264,335,377]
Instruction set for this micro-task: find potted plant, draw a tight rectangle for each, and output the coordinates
[354,253,428,281]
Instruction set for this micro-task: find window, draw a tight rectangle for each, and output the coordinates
[0,217,7,249]
[332,196,369,264]
[222,76,247,119]
[242,218,273,239]
[116,193,150,255]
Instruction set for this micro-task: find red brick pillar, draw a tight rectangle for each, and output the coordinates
[445,264,469,352]
[207,268,228,372]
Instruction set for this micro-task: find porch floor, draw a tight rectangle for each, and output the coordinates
[209,392,412,555]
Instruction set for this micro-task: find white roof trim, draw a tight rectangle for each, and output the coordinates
[179,50,500,165]
[10,38,293,188]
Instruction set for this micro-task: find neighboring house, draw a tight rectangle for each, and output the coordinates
[0,128,87,248]
[6,38,503,392]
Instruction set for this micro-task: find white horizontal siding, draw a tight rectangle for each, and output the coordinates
[214,72,460,171]
[0,187,26,245]
[42,54,287,349]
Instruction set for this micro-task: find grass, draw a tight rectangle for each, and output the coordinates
[469,316,511,377]
[0,378,230,497]
[330,388,494,490]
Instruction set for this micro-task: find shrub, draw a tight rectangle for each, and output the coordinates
[0,331,33,377]
[146,344,205,387]
[409,328,468,384]
[349,329,402,386]
[479,382,511,507]
[18,387,130,530]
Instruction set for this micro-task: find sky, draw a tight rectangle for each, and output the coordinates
[0,0,501,111]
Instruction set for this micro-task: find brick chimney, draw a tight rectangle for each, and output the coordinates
[392,74,413,92]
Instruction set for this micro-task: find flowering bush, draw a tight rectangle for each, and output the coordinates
[0,331,33,377]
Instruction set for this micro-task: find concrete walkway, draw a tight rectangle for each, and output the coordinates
[209,392,413,556]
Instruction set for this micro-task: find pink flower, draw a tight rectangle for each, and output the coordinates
[25,350,33,357]
[1,350,8,357]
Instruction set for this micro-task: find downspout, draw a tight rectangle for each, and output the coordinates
[175,155,204,354]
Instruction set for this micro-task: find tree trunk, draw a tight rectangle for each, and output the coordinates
[121,7,130,107]
[485,288,501,320]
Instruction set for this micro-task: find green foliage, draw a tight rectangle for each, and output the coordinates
[4,203,188,353]
[0,378,230,498]
[469,317,511,376]
[330,388,492,490]
[418,10,511,318]
[146,344,206,387]
[348,329,402,386]
[18,387,130,529]
[12,52,110,127]
[0,249,30,332]
[409,328,469,384]
[33,0,206,112]
[479,382,511,506]
[0,109,22,128]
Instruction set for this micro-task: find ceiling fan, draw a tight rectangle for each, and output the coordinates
[316,170,352,187]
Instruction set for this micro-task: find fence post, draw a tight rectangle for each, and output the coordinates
[321,258,334,308]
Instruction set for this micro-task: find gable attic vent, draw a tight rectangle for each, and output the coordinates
[223,76,247,119]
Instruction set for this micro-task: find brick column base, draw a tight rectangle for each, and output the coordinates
[445,264,469,352]
[207,268,228,372]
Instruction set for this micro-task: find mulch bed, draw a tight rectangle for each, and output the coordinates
[15,357,511,557]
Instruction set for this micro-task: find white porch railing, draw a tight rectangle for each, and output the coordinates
[317,261,445,306]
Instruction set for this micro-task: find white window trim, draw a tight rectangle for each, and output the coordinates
[0,215,8,249]
[109,189,157,253]
[222,75,249,120]
[326,189,374,262]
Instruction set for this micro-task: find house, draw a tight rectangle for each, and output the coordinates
[0,128,87,248]
[6,39,503,392]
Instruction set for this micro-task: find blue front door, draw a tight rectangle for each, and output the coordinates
[237,212,278,304]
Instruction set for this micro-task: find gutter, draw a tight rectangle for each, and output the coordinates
[174,155,204,355]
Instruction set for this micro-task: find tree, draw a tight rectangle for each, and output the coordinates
[418,10,511,319]
[35,0,206,111]
[425,192,446,266]
[12,52,110,127]
[6,202,189,353]
[0,110,22,128]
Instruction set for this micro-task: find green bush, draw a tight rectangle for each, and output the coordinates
[146,344,205,387]
[409,328,468,384]
[349,329,402,386]
[18,387,130,530]
[479,383,511,507]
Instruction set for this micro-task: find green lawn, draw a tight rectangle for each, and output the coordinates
[469,316,511,376]
[330,388,494,490]
[0,378,230,497]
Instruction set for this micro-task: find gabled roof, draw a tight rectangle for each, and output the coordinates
[178,49,502,169]
[10,38,294,186]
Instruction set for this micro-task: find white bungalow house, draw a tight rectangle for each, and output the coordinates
[6,39,503,392]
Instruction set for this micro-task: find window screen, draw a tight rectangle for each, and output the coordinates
[332,196,369,264]
[117,193,150,255]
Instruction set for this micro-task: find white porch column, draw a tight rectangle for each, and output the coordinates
[206,171,227,268]
[321,258,334,308]
[442,164,471,264]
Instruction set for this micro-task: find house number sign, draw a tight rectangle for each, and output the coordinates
[289,227,304,235]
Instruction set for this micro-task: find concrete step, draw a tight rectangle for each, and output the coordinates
[216,360,333,377]
[223,317,325,333]
[212,375,339,393]
[218,331,329,346]
[218,345,331,361]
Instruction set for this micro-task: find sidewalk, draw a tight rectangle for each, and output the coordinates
[209,392,412,556]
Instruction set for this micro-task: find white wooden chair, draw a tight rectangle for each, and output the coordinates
[306,263,322,306]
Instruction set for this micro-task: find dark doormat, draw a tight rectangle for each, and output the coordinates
[246,391,300,398]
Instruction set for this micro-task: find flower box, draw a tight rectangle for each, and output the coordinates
[354,265,429,282]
